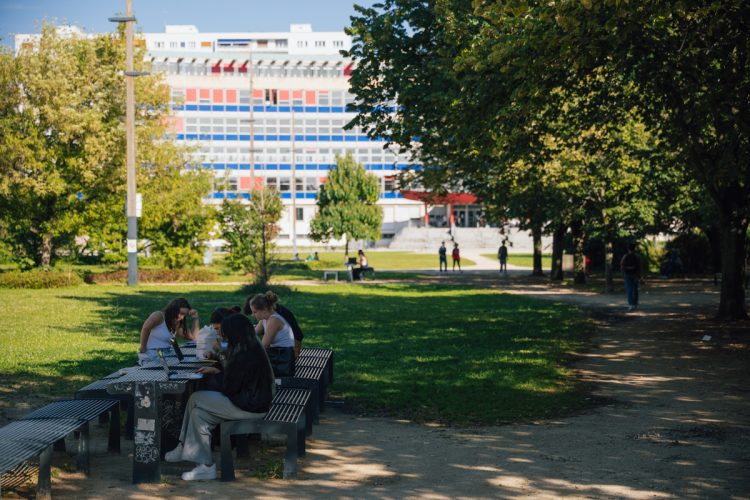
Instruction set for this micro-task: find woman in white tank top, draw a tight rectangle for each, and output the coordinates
[138,298,199,364]
[247,291,296,376]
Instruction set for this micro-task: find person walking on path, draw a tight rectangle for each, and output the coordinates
[452,243,462,272]
[439,241,448,272]
[621,243,642,311]
[498,242,508,275]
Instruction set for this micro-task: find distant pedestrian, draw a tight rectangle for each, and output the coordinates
[452,243,462,272]
[620,243,641,311]
[498,242,508,274]
[438,241,448,272]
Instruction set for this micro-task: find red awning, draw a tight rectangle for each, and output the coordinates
[401,190,477,204]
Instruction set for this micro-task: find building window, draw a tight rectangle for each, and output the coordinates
[169,41,178,48]
[296,41,308,48]
[276,39,288,48]
[296,208,304,220]
[333,40,344,48]
[279,177,290,192]
[315,40,325,47]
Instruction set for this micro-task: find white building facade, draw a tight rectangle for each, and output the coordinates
[141,24,436,247]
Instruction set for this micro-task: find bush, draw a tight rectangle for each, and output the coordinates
[86,268,218,284]
[0,270,84,288]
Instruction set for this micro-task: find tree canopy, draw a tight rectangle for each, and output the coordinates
[310,153,383,255]
[345,0,750,318]
[0,24,213,269]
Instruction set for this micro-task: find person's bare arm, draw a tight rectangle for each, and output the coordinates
[139,312,163,353]
[261,317,283,347]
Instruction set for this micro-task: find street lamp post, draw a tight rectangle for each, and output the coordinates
[109,0,146,286]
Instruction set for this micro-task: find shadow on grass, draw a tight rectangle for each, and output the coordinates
[6,283,588,426]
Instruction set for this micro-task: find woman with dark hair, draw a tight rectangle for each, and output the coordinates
[196,306,241,359]
[245,291,298,376]
[138,298,199,365]
[165,313,275,481]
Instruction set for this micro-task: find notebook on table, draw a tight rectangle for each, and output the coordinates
[156,349,202,381]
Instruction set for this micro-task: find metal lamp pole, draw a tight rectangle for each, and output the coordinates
[110,0,146,286]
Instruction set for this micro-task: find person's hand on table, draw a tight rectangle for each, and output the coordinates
[197,366,220,375]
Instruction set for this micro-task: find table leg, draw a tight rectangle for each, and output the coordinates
[132,382,161,483]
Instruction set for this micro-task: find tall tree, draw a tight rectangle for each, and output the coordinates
[551,1,750,318]
[0,24,213,268]
[310,153,383,256]
[219,187,283,285]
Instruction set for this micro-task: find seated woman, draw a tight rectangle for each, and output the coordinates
[197,306,241,360]
[138,298,199,365]
[246,291,296,377]
[164,313,275,481]
[352,249,374,280]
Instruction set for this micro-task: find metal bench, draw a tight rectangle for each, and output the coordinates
[0,399,119,499]
[220,388,309,480]
[298,348,334,387]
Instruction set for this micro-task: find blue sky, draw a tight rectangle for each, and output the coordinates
[0,0,377,48]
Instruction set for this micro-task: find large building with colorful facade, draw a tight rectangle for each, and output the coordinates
[16,24,487,247]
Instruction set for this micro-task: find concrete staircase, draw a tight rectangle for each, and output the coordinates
[388,227,551,252]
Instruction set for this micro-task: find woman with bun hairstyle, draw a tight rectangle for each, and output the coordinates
[138,298,199,365]
[245,291,297,377]
[164,313,275,481]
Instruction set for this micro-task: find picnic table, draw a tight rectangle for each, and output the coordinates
[106,363,203,483]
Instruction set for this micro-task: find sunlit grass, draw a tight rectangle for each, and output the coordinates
[0,282,589,425]
[482,252,552,270]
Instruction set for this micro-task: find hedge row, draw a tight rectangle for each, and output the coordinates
[86,268,219,284]
[0,270,84,289]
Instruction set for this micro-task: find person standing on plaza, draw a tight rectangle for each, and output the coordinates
[498,242,508,275]
[452,243,462,272]
[620,243,642,311]
[438,241,448,272]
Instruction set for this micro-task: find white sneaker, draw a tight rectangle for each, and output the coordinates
[182,463,216,481]
[164,443,184,462]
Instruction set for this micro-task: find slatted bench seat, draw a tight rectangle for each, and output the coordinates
[0,399,119,499]
[292,364,329,414]
[75,376,135,440]
[220,389,309,480]
[298,348,334,385]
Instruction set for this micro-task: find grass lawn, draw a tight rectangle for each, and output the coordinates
[0,282,588,425]
[482,253,552,270]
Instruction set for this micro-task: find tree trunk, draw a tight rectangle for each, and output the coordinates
[550,223,566,282]
[604,238,614,293]
[531,224,543,276]
[716,205,748,319]
[40,233,53,268]
[344,238,350,259]
[571,220,586,284]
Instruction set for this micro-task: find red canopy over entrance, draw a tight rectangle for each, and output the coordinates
[400,190,477,205]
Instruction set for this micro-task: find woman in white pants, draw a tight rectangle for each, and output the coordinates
[165,313,275,481]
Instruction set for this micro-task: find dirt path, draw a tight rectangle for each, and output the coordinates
[4,279,750,499]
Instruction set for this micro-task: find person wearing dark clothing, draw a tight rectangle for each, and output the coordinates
[438,241,448,272]
[498,243,508,274]
[165,313,274,481]
[275,303,304,359]
[621,243,642,311]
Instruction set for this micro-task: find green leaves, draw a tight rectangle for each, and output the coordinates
[219,187,283,285]
[310,153,383,250]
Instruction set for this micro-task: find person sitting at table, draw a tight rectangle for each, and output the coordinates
[138,298,199,365]
[198,306,241,360]
[165,313,275,481]
[243,292,304,361]
[352,249,374,281]
[245,291,297,376]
